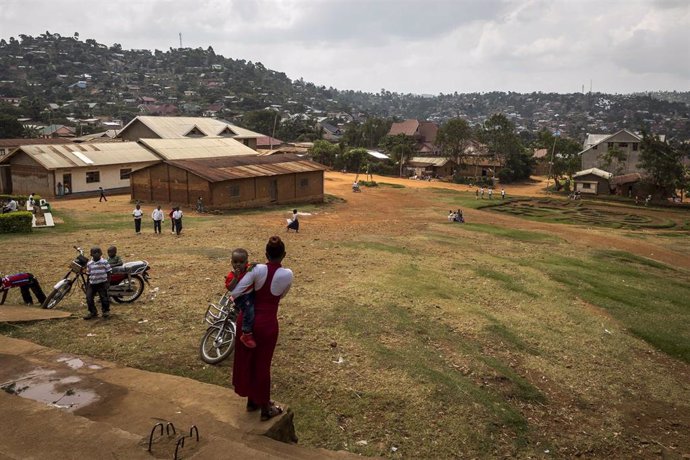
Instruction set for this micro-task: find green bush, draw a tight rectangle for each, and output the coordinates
[453,175,494,187]
[0,194,42,204]
[0,211,33,233]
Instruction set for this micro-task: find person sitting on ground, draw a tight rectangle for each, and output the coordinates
[448,210,455,222]
[5,198,18,212]
[107,246,123,268]
[352,180,360,192]
[454,209,465,223]
[225,248,257,349]
[286,209,299,232]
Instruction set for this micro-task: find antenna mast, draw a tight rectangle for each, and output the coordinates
[179,33,182,49]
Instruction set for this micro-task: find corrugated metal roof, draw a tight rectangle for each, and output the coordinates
[610,173,643,185]
[573,168,613,179]
[121,116,265,139]
[164,154,326,182]
[408,157,451,167]
[139,137,258,160]
[4,142,159,170]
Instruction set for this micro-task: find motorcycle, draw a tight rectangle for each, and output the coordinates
[199,291,238,364]
[42,246,151,309]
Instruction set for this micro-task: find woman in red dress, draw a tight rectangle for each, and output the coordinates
[230,236,293,420]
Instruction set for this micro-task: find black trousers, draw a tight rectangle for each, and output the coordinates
[86,282,110,314]
[19,275,46,305]
[174,218,183,235]
[134,218,142,233]
[153,219,161,233]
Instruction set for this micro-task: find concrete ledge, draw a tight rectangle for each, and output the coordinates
[0,304,72,322]
[0,335,362,459]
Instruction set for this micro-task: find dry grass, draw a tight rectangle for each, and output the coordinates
[1,177,689,458]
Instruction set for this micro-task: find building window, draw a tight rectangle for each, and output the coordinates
[619,142,628,148]
[607,142,614,149]
[593,145,598,150]
[582,183,591,189]
[120,168,132,180]
[229,185,240,197]
[632,143,638,151]
[300,178,309,188]
[85,171,100,183]
[242,139,250,146]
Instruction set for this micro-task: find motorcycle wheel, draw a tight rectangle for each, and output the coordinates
[199,323,236,364]
[42,280,72,309]
[111,275,145,303]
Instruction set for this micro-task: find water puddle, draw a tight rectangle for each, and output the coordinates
[1,368,99,412]
[56,357,85,370]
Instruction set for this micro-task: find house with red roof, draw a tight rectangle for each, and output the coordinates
[388,119,439,155]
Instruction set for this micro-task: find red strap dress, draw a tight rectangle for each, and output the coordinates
[232,262,282,405]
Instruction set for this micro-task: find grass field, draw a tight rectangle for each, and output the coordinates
[1,175,689,458]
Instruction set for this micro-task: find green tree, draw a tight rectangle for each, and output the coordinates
[308,140,337,167]
[341,147,368,173]
[0,114,24,138]
[240,109,279,136]
[638,132,687,197]
[380,133,416,177]
[436,118,473,165]
[599,146,627,175]
[533,130,583,181]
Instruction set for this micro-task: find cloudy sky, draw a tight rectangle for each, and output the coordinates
[2,0,688,95]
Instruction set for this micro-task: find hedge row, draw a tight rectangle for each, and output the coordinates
[0,194,42,203]
[0,211,33,233]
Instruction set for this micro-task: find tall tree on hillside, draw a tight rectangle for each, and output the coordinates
[478,114,532,182]
[533,130,583,181]
[308,140,337,167]
[0,114,24,138]
[380,133,416,177]
[436,118,473,165]
[240,109,280,136]
[638,132,687,197]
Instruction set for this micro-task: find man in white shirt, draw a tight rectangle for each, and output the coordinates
[151,205,164,234]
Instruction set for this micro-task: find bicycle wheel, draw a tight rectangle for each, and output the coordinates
[199,323,236,364]
[42,280,73,309]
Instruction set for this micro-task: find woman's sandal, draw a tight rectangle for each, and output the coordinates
[260,403,283,421]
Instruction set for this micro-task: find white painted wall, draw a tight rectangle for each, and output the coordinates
[54,162,159,194]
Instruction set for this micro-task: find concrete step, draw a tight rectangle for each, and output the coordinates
[0,336,361,459]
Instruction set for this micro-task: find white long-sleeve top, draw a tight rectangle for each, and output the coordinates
[151,209,164,221]
[230,264,293,299]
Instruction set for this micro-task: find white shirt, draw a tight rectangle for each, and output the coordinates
[231,264,293,299]
[151,209,164,221]
[172,210,183,219]
[133,208,143,219]
[8,200,17,211]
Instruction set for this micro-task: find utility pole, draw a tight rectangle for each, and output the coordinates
[545,130,560,194]
[179,33,182,49]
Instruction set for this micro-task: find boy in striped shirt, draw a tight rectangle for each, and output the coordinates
[84,246,112,320]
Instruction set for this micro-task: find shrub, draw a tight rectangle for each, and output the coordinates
[453,175,494,187]
[0,211,33,233]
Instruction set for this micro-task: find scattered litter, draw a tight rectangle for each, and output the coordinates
[86,333,97,337]
[355,440,368,446]
[333,356,345,364]
[205,277,211,281]
[138,319,149,324]
[604,329,612,335]
[87,365,102,370]
[391,446,398,452]
[545,449,550,454]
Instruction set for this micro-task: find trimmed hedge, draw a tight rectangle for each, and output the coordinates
[0,211,33,233]
[0,194,42,204]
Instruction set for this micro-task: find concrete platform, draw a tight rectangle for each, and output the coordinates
[0,336,360,459]
[0,304,72,322]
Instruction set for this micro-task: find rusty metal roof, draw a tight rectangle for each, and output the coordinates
[163,154,326,182]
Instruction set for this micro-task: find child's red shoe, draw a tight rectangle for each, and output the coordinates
[240,333,256,348]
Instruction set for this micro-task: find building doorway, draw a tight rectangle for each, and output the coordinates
[63,173,72,194]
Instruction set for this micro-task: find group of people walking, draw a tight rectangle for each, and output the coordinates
[475,187,506,200]
[132,204,184,235]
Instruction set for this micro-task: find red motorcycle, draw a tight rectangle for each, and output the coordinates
[42,246,151,309]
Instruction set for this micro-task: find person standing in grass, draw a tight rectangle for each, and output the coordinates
[99,187,108,202]
[230,236,293,421]
[151,205,164,234]
[84,247,111,320]
[132,204,143,234]
[286,209,299,232]
[501,188,506,200]
[172,206,183,236]
[169,206,176,234]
